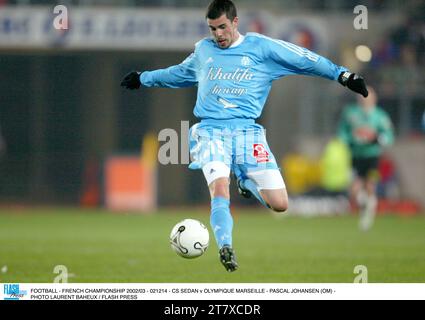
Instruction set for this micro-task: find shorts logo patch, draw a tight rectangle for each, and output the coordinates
[253,144,269,163]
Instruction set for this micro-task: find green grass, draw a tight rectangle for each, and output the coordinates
[0,208,424,283]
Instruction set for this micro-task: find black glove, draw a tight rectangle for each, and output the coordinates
[338,72,368,97]
[120,71,141,90]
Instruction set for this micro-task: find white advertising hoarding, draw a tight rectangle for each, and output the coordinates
[0,7,328,51]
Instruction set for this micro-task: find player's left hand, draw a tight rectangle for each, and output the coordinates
[338,72,368,97]
[120,71,142,90]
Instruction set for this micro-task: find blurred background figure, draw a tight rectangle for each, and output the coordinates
[338,86,394,231]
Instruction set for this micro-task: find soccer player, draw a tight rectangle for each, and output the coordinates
[121,0,368,272]
[338,86,394,231]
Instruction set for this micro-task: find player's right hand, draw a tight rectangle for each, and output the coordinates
[120,71,142,90]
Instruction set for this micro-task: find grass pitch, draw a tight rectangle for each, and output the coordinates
[0,207,424,283]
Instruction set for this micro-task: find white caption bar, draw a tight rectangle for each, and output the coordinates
[1,283,425,300]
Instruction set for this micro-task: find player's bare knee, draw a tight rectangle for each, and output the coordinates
[271,205,288,213]
[269,198,288,213]
[213,184,229,198]
[210,178,230,199]
[261,188,288,212]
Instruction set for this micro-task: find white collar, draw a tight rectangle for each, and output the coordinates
[229,33,244,48]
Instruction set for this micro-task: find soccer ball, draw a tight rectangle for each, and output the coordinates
[170,219,209,259]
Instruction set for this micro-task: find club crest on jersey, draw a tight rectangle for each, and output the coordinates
[241,56,251,66]
[253,144,269,163]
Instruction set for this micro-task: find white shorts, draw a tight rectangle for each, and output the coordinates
[202,161,286,190]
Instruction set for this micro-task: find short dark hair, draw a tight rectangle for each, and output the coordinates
[205,0,237,21]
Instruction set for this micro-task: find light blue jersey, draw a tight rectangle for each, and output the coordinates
[140,32,348,120]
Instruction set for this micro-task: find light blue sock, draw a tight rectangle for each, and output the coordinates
[241,179,269,208]
[210,197,233,249]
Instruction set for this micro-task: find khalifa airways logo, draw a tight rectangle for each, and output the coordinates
[207,67,254,83]
[207,67,253,98]
[3,284,28,300]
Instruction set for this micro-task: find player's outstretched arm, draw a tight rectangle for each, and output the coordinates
[120,46,200,90]
[262,36,368,98]
[120,71,141,90]
[338,72,369,97]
